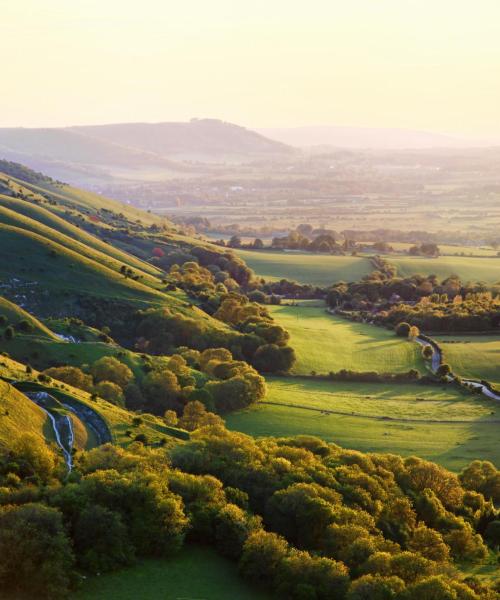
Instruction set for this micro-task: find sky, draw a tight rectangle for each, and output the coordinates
[2,0,500,139]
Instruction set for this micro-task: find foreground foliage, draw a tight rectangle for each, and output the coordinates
[0,424,498,599]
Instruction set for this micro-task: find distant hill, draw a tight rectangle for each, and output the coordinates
[70,118,292,160]
[0,119,292,185]
[256,125,492,149]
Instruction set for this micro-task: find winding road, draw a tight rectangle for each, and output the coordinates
[415,336,500,401]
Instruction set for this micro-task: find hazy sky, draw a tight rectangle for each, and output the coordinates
[2,0,500,137]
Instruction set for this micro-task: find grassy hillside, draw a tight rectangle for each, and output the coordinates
[0,296,59,340]
[226,377,500,471]
[75,545,271,600]
[0,169,164,227]
[0,192,163,277]
[0,379,52,446]
[0,202,163,288]
[269,302,425,375]
[0,224,168,312]
[436,334,500,387]
[235,249,372,285]
[391,255,500,283]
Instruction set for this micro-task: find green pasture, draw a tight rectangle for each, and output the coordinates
[226,377,500,471]
[75,545,271,600]
[436,334,500,388]
[235,248,373,285]
[390,255,500,283]
[269,303,425,375]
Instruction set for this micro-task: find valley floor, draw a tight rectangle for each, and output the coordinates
[74,545,271,600]
[226,377,500,471]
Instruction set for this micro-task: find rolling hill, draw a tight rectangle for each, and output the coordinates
[0,120,292,184]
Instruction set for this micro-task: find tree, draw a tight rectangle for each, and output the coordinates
[73,505,135,573]
[178,401,224,431]
[408,325,419,339]
[214,504,260,558]
[164,410,178,426]
[403,576,458,600]
[484,520,500,550]
[44,366,93,392]
[94,380,125,406]
[253,238,264,249]
[10,433,58,482]
[141,368,181,413]
[4,325,14,340]
[0,503,74,599]
[422,345,434,360]
[395,322,411,337]
[436,363,451,378]
[346,574,405,600]
[252,343,296,373]
[459,460,500,503]
[228,235,242,248]
[90,356,133,389]
[239,530,289,586]
[408,525,450,562]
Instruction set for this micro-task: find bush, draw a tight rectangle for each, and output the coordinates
[395,322,411,337]
[0,503,74,599]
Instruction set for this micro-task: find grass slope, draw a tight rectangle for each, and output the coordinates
[2,172,163,227]
[0,296,59,340]
[0,378,52,446]
[226,377,500,471]
[0,204,164,289]
[270,303,425,375]
[0,224,168,308]
[0,192,163,277]
[74,545,271,600]
[391,255,500,283]
[436,334,500,387]
[235,249,373,285]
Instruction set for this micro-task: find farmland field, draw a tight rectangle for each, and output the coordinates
[235,249,373,285]
[269,303,425,375]
[390,255,500,283]
[226,377,500,471]
[435,334,500,387]
[75,545,271,600]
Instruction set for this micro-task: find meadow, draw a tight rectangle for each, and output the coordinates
[435,334,500,387]
[226,377,500,471]
[390,255,500,283]
[269,303,425,375]
[75,545,271,600]
[235,248,373,285]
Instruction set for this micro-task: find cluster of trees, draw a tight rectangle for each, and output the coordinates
[327,274,500,333]
[134,305,295,374]
[321,368,422,384]
[271,229,345,254]
[135,261,297,374]
[44,356,134,407]
[408,243,440,257]
[151,244,254,288]
[43,348,266,416]
[384,293,500,332]
[1,425,498,599]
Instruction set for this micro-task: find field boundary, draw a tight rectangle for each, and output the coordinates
[260,400,500,425]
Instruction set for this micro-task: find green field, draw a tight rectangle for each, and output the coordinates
[75,545,270,600]
[235,249,373,285]
[436,335,500,387]
[391,255,500,283]
[226,377,500,471]
[269,303,425,375]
